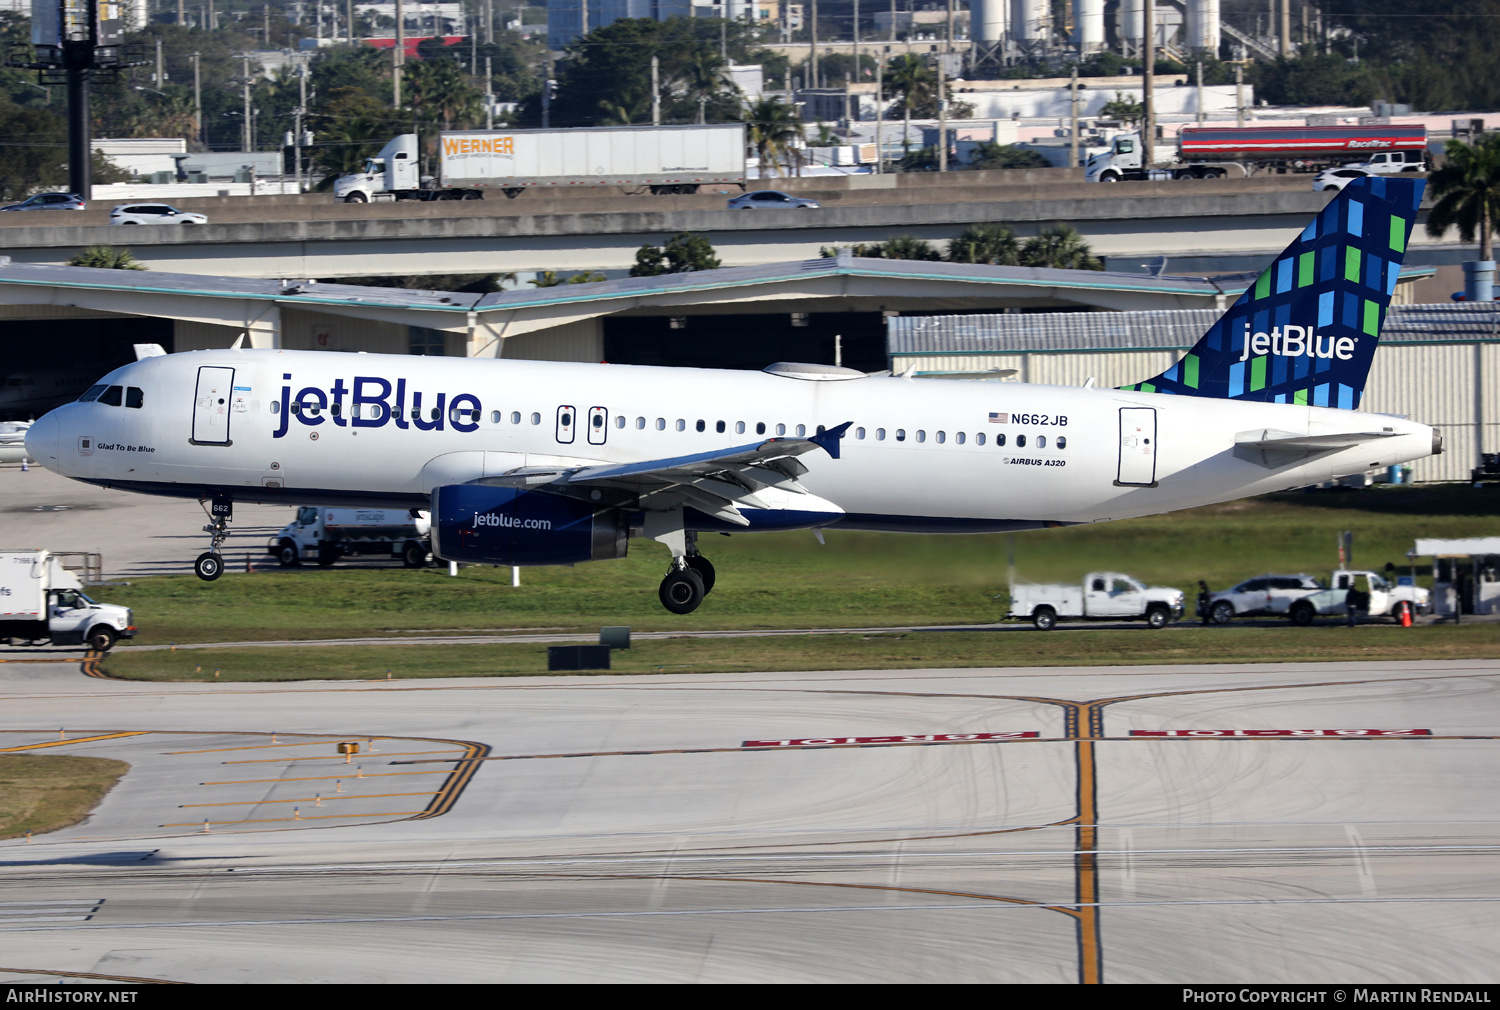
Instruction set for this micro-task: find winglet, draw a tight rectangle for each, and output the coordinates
[810,421,853,459]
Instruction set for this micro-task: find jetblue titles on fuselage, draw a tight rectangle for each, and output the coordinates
[272,372,483,439]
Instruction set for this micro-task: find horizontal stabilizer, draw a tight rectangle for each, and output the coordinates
[1234,427,1397,467]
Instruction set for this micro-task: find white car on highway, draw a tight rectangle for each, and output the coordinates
[109,203,208,226]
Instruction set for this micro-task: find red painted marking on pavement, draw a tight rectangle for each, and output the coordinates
[743,731,1040,748]
[1129,729,1433,737]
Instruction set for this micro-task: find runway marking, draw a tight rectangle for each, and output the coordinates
[0,731,147,753]
[0,966,186,984]
[179,792,435,808]
[744,732,1039,747]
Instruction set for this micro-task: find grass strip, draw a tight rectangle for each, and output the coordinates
[99,624,1500,682]
[0,755,130,839]
[88,486,1500,646]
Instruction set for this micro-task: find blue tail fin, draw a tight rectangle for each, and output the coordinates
[1120,176,1425,409]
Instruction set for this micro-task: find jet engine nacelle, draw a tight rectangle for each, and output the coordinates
[431,484,629,566]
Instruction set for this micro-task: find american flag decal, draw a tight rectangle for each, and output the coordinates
[989,412,1008,423]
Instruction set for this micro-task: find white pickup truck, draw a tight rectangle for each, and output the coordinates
[0,550,135,650]
[1010,572,1185,630]
[267,507,431,568]
[1286,569,1430,625]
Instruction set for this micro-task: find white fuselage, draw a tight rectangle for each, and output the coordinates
[25,349,1437,533]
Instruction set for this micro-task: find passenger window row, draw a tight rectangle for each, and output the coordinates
[256,397,1068,452]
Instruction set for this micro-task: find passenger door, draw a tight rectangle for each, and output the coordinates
[1116,407,1157,486]
[191,366,234,445]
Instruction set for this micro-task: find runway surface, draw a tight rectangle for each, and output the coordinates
[1,657,1497,983]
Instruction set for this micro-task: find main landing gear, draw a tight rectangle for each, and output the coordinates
[194,497,232,582]
[659,553,716,615]
[646,510,717,615]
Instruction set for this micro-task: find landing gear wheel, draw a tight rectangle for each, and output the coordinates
[1146,605,1171,629]
[402,541,428,568]
[86,626,117,652]
[1210,601,1234,625]
[194,552,224,581]
[659,568,706,615]
[1290,602,1315,627]
[277,540,300,567]
[1032,606,1057,631]
[685,555,716,594]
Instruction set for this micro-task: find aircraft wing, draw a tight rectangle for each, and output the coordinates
[1234,427,1398,468]
[481,423,852,526]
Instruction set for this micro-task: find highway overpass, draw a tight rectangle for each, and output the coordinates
[0,174,1465,283]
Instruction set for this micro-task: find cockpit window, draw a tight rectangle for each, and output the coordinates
[97,385,123,406]
[125,386,144,408]
[78,384,107,402]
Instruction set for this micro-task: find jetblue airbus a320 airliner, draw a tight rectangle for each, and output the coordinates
[26,177,1438,613]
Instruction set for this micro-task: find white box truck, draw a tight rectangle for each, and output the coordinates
[334,124,748,202]
[267,507,431,568]
[0,551,135,651]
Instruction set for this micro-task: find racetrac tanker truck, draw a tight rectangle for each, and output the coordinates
[334,124,748,202]
[1085,125,1429,182]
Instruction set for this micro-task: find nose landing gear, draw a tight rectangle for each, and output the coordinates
[194,497,232,582]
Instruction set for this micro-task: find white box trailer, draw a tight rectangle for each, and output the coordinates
[440,124,747,196]
[333,125,748,202]
[0,550,135,650]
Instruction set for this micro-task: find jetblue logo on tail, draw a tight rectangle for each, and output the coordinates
[1122,176,1425,410]
[1237,326,1357,362]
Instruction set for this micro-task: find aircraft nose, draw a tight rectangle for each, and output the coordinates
[24,411,60,469]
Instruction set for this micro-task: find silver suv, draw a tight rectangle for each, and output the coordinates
[1207,574,1325,623]
[1,192,86,211]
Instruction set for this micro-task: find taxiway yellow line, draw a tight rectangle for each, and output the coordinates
[0,731,147,753]
[180,792,434,808]
[162,811,424,827]
[201,770,452,785]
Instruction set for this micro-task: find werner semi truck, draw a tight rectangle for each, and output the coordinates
[1085,125,1428,182]
[333,124,748,202]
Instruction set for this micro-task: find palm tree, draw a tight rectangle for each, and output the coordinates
[878,235,941,261]
[948,224,1022,266]
[884,54,936,119]
[1426,135,1500,263]
[743,97,802,178]
[406,57,482,131]
[677,48,735,123]
[68,246,145,270]
[1020,223,1104,271]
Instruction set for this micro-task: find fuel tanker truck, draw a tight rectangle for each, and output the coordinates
[1085,125,1428,182]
